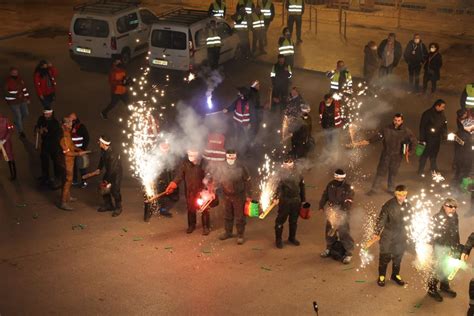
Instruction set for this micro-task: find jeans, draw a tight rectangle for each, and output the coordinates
[10,102,29,133]
[40,93,55,110]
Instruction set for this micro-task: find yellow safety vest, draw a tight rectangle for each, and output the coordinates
[251,13,265,29]
[288,0,303,16]
[278,38,294,56]
[259,0,272,19]
[239,0,253,14]
[212,1,225,18]
[330,71,353,91]
[234,14,248,30]
[466,84,474,108]
[206,28,222,47]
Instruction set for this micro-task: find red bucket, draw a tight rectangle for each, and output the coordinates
[299,202,311,219]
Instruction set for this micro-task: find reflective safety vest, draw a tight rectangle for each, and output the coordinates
[233,99,251,125]
[288,0,303,15]
[330,71,353,91]
[251,13,265,29]
[206,28,222,47]
[279,38,294,56]
[203,133,226,161]
[270,64,292,78]
[212,1,225,18]
[239,0,253,14]
[466,84,474,109]
[234,15,248,30]
[71,124,84,148]
[259,0,272,18]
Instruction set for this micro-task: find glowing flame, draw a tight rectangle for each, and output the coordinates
[258,154,277,211]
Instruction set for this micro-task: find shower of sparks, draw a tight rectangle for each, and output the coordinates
[184,72,196,82]
[258,154,277,211]
[431,171,445,183]
[358,202,379,269]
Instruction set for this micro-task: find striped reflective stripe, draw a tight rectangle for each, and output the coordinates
[330,81,339,90]
[288,5,302,13]
[8,90,18,94]
[234,21,248,29]
[270,71,276,77]
[23,93,29,97]
[278,45,294,55]
[245,7,252,14]
[212,11,224,17]
[252,20,265,28]
[5,97,16,100]
[261,9,271,16]
[466,96,474,106]
[203,155,225,161]
[206,36,222,46]
[233,116,250,123]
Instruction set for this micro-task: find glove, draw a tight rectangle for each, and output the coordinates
[165,181,177,195]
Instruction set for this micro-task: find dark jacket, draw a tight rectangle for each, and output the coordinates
[377,39,402,67]
[173,158,205,198]
[375,197,411,254]
[291,113,313,158]
[277,168,305,203]
[71,119,90,150]
[369,123,417,157]
[363,45,379,81]
[35,115,61,150]
[219,162,251,196]
[462,232,474,255]
[319,100,342,129]
[249,86,261,109]
[98,146,123,181]
[403,40,428,66]
[454,118,473,163]
[431,209,460,248]
[319,180,354,211]
[424,51,442,81]
[271,62,292,92]
[419,106,447,143]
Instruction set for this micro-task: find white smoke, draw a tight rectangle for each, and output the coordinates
[198,67,224,110]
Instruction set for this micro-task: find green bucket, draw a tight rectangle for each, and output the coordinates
[461,177,474,192]
[245,200,260,217]
[415,143,426,157]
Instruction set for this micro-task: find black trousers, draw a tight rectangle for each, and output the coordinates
[39,93,55,110]
[423,74,438,93]
[102,93,129,116]
[73,156,87,183]
[371,154,402,192]
[378,252,404,277]
[186,194,210,228]
[103,175,122,209]
[207,47,221,70]
[223,194,246,235]
[40,146,61,180]
[408,64,422,91]
[252,30,264,54]
[287,15,302,41]
[275,199,300,240]
[325,220,354,256]
[418,138,441,173]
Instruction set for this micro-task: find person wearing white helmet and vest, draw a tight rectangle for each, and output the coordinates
[251,5,266,56]
[258,0,274,46]
[278,27,295,67]
[232,6,251,59]
[208,0,226,18]
[285,0,304,44]
[326,60,353,95]
[206,19,222,70]
[236,0,254,15]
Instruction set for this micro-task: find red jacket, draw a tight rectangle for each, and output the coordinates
[4,76,30,105]
[0,115,14,161]
[34,66,58,97]
[109,65,127,95]
[203,133,226,162]
[319,100,343,129]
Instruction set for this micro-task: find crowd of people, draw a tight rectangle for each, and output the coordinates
[1,0,474,311]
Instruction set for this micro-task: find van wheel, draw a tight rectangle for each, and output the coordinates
[120,48,131,65]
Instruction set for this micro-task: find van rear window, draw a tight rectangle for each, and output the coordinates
[74,18,109,38]
[151,30,186,50]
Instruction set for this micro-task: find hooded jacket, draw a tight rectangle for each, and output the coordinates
[419,106,447,142]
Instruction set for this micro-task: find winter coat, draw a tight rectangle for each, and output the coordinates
[403,40,428,66]
[431,209,460,248]
[173,158,206,198]
[419,106,447,143]
[218,162,250,196]
[249,86,262,109]
[369,123,417,157]
[33,66,57,98]
[377,39,402,67]
[277,168,305,203]
[462,232,474,255]
[291,114,312,158]
[375,197,411,254]
[318,180,354,211]
[363,45,379,81]
[0,115,14,160]
[35,115,61,151]
[4,76,30,105]
[271,62,292,92]
[424,51,442,81]
[98,146,123,182]
[454,118,473,164]
[319,100,342,129]
[71,120,90,150]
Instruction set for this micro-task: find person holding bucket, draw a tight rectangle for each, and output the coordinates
[217,149,251,245]
[319,169,355,264]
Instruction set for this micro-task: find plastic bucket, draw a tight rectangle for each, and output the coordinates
[299,202,311,219]
[245,199,260,217]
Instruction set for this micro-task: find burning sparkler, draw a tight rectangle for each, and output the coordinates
[258,154,278,219]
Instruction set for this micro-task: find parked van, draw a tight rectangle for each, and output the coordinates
[69,0,158,64]
[148,9,240,72]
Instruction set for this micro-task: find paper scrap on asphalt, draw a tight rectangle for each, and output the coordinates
[133,237,143,241]
[261,266,272,271]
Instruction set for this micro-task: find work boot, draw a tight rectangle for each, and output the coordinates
[275,225,283,249]
[342,256,352,264]
[202,227,210,236]
[219,232,233,240]
[186,225,195,234]
[201,212,210,235]
[377,275,386,287]
[288,223,300,246]
[440,284,457,297]
[237,235,245,245]
[320,249,331,258]
[391,274,406,286]
[97,205,114,212]
[58,203,73,211]
[288,238,300,246]
[112,206,122,217]
[428,290,443,302]
[275,239,283,249]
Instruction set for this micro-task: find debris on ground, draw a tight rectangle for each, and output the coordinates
[15,203,27,208]
[261,266,272,271]
[133,237,143,241]
[355,280,366,283]
[122,227,128,233]
[72,224,87,230]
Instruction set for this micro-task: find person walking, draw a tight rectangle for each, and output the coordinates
[0,113,16,180]
[33,60,58,110]
[270,54,292,114]
[377,33,402,77]
[423,42,443,94]
[403,33,428,92]
[100,57,129,119]
[285,0,304,43]
[4,67,30,138]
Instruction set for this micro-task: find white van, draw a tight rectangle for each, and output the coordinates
[69,1,158,64]
[148,9,240,72]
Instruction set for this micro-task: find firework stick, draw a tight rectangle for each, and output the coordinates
[146,191,167,203]
[205,110,224,116]
[259,199,279,219]
[0,143,9,162]
[198,198,213,213]
[348,124,357,146]
[82,169,100,180]
[361,235,380,250]
[447,266,461,281]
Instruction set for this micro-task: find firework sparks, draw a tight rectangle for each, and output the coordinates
[358,203,379,269]
[258,154,277,211]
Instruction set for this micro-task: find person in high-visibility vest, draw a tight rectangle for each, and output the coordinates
[251,6,266,55]
[285,0,304,43]
[271,54,292,113]
[208,0,226,18]
[236,0,254,15]
[232,6,251,59]
[278,27,295,67]
[100,56,130,119]
[460,83,474,117]
[326,60,353,95]
[258,0,275,46]
[206,20,222,69]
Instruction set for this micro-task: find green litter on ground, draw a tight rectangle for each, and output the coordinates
[122,227,128,232]
[261,266,272,271]
[164,246,173,250]
[133,237,143,241]
[202,249,212,254]
[355,280,366,283]
[414,303,422,308]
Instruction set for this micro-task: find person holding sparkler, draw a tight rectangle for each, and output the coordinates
[166,150,208,235]
[319,169,355,264]
[217,150,251,245]
[373,185,411,287]
[427,198,460,302]
[274,157,306,249]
